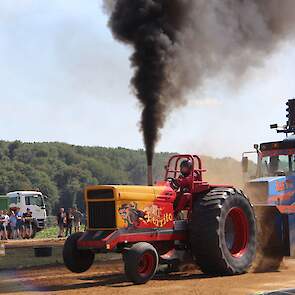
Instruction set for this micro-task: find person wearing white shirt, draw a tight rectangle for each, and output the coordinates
[0,210,9,240]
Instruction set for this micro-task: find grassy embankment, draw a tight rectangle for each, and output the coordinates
[35,226,59,239]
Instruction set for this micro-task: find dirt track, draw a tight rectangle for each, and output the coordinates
[1,259,295,295]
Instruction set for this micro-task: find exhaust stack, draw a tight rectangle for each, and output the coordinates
[147,165,153,186]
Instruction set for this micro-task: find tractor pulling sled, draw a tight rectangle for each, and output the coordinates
[63,99,295,284]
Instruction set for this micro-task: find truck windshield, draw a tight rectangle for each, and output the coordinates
[8,196,18,205]
[25,195,44,207]
[261,154,295,176]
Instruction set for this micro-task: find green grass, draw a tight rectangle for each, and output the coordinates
[35,227,59,239]
[0,226,122,271]
[0,246,63,269]
[0,246,121,270]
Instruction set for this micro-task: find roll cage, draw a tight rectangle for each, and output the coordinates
[164,154,209,193]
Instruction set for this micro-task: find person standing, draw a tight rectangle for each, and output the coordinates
[9,211,17,239]
[72,207,83,233]
[0,211,6,240]
[22,208,33,239]
[57,208,66,238]
[65,208,74,236]
[15,208,23,239]
[2,211,9,240]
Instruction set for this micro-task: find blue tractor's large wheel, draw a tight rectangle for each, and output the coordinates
[190,188,256,275]
[252,206,284,272]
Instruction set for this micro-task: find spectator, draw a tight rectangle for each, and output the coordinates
[22,208,33,239]
[15,208,23,239]
[3,210,9,240]
[72,207,83,232]
[65,208,74,236]
[9,211,17,239]
[0,210,5,240]
[57,208,66,238]
[0,210,9,240]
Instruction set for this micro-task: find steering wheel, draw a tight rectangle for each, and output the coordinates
[167,177,179,190]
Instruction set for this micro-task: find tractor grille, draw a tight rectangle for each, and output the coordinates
[87,189,114,200]
[88,201,116,229]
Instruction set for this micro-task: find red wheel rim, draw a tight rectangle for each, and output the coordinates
[225,207,249,258]
[138,252,155,277]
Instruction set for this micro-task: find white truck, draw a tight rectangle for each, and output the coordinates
[7,191,47,237]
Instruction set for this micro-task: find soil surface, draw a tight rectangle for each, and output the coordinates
[1,259,295,295]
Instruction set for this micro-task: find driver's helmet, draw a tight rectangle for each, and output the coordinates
[180,159,193,177]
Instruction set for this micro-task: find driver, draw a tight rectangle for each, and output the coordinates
[269,156,279,175]
[169,160,193,191]
[170,160,194,216]
[178,160,193,191]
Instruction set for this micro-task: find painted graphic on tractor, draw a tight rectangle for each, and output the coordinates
[118,202,147,229]
[118,201,173,229]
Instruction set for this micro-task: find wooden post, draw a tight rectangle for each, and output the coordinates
[0,241,5,256]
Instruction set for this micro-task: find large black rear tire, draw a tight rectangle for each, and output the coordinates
[63,232,94,273]
[190,188,256,275]
[123,242,159,284]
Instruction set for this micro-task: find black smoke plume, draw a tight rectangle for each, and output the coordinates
[103,0,295,164]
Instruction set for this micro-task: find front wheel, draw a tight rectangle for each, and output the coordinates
[63,232,94,273]
[123,242,159,284]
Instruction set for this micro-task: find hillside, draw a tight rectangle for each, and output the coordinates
[0,140,248,214]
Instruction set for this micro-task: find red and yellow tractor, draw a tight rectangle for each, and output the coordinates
[63,154,256,284]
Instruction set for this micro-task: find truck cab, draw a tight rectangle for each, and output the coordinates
[242,99,295,261]
[243,137,295,206]
[7,191,47,232]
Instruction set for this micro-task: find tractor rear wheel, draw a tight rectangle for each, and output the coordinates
[190,188,256,275]
[123,242,159,284]
[63,232,94,273]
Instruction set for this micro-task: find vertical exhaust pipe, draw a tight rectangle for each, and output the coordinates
[147,165,153,186]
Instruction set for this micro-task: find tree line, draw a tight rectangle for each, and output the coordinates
[0,140,248,214]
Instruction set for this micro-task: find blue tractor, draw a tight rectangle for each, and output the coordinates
[242,99,295,271]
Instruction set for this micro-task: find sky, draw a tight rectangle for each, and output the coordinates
[0,0,295,160]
